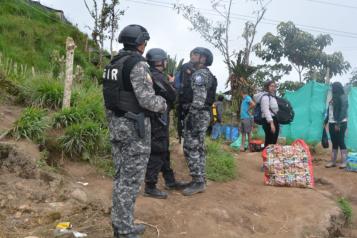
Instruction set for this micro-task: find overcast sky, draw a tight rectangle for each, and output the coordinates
[39,0,357,92]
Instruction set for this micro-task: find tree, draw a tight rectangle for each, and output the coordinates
[277,81,304,96]
[164,55,184,76]
[175,0,270,112]
[108,0,125,59]
[255,21,350,83]
[84,0,110,67]
[174,0,269,73]
[252,63,292,88]
[349,68,357,87]
[304,52,350,83]
[174,0,233,72]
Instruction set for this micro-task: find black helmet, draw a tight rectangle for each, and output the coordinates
[118,24,150,46]
[190,47,213,66]
[146,48,167,62]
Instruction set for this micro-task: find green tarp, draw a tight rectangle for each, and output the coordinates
[347,87,357,150]
[281,81,329,144]
[257,81,357,151]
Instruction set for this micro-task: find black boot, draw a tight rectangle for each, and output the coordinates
[118,234,140,238]
[144,186,168,199]
[165,180,191,190]
[113,224,145,238]
[182,182,206,196]
[133,224,145,234]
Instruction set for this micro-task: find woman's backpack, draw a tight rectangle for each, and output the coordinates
[253,94,268,125]
[275,97,294,125]
[253,94,294,125]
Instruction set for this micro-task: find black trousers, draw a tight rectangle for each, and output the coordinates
[145,151,175,188]
[262,117,280,147]
[329,122,347,150]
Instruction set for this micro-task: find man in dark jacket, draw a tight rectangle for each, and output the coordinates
[144,48,189,199]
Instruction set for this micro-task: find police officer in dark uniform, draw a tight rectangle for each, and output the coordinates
[176,50,198,142]
[103,25,167,238]
[144,48,189,199]
[179,47,217,196]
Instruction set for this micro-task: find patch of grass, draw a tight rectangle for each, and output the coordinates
[36,149,49,168]
[206,138,237,182]
[52,107,84,128]
[58,120,106,159]
[8,107,48,143]
[338,197,353,223]
[0,52,29,83]
[0,0,100,79]
[75,84,106,125]
[91,156,115,177]
[23,75,63,109]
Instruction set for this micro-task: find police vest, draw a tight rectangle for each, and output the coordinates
[102,51,146,116]
[178,63,195,105]
[178,66,217,107]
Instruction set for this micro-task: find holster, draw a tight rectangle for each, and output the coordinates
[124,112,145,138]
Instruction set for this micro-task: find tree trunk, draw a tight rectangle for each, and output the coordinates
[325,67,331,84]
[225,0,233,72]
[63,37,76,109]
[85,36,88,52]
[99,34,104,68]
[110,25,114,59]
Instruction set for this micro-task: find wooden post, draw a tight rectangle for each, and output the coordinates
[62,37,76,109]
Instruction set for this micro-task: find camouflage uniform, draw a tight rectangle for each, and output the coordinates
[183,68,214,183]
[106,59,166,235]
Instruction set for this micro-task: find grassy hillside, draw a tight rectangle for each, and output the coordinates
[0,0,101,78]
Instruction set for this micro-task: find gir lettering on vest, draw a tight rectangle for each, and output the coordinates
[103,68,119,81]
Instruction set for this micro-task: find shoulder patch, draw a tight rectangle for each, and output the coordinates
[193,74,205,86]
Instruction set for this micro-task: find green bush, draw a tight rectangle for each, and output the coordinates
[9,107,48,143]
[85,65,102,81]
[58,120,106,159]
[76,85,105,125]
[24,75,64,109]
[52,107,84,129]
[338,197,353,223]
[206,139,237,182]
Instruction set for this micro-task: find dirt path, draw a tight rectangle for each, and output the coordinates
[0,104,23,133]
[0,103,355,238]
[58,142,351,238]
[313,154,357,237]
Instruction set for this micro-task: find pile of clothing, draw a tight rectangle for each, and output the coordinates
[262,140,314,188]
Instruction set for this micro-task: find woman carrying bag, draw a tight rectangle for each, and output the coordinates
[254,80,280,147]
[325,82,348,169]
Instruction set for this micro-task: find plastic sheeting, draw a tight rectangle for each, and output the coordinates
[276,81,357,151]
[347,88,357,150]
[281,81,329,144]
